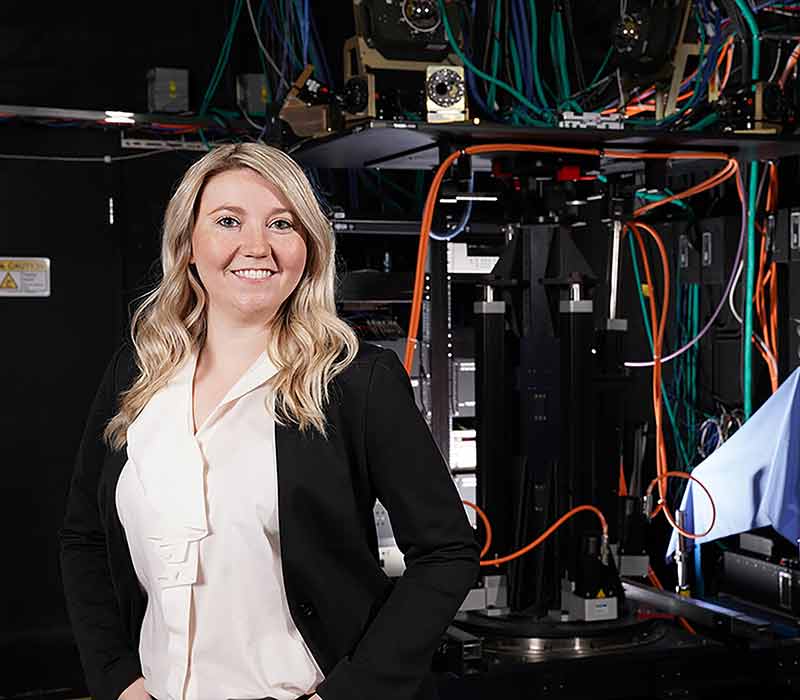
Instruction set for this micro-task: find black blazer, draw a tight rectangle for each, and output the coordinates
[59,341,480,700]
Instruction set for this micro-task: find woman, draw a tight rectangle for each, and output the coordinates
[59,143,480,700]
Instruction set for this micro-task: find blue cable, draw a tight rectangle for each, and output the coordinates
[301,0,310,65]
[309,11,332,84]
[510,0,533,100]
[430,175,475,241]
[463,0,497,118]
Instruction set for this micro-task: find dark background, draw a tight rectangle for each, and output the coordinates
[0,2,771,696]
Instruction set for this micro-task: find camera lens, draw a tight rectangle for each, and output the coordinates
[403,0,441,32]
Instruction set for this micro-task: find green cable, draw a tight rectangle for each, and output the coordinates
[743,161,758,418]
[731,0,761,83]
[509,34,525,96]
[690,283,699,455]
[589,47,614,88]
[486,0,503,110]
[555,12,570,101]
[627,234,693,468]
[254,7,270,103]
[731,0,760,420]
[548,11,577,112]
[201,0,243,115]
[549,11,562,102]
[438,0,553,124]
[198,129,211,151]
[686,113,719,132]
[674,271,688,470]
[204,8,239,110]
[527,0,550,109]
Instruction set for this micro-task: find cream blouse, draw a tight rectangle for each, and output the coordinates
[115,349,324,700]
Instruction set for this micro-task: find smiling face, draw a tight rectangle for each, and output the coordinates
[190,168,308,328]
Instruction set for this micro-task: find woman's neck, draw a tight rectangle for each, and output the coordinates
[200,308,272,372]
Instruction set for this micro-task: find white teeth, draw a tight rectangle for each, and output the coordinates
[233,269,274,279]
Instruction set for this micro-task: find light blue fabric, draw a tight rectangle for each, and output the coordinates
[666,367,800,561]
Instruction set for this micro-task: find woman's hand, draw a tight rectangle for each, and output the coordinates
[118,677,151,700]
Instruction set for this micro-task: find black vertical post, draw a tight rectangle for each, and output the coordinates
[428,236,450,464]
[514,224,561,614]
[474,289,510,561]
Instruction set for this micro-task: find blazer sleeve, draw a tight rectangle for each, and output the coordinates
[316,348,481,700]
[58,347,142,700]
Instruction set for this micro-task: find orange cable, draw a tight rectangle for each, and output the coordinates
[461,501,608,568]
[405,145,737,370]
[408,146,741,554]
[601,36,734,117]
[461,500,493,559]
[627,221,718,540]
[779,40,800,89]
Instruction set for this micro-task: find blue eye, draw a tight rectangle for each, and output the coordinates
[216,216,240,228]
[270,218,295,231]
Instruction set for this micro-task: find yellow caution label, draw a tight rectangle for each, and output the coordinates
[0,272,17,289]
[596,589,606,599]
[679,589,692,597]
[641,284,650,298]
[0,259,46,272]
[169,80,177,98]
[261,86,268,103]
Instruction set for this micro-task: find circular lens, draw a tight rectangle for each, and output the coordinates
[402,0,441,32]
[426,69,464,108]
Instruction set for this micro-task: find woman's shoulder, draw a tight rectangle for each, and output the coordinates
[346,340,406,370]
[106,342,138,394]
[335,340,402,384]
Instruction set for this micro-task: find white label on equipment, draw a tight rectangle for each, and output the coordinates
[0,257,51,297]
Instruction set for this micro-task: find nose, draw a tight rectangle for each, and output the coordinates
[240,220,272,258]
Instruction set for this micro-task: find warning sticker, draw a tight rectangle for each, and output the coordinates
[0,258,50,297]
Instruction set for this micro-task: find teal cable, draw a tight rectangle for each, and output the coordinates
[486,0,503,110]
[548,11,561,101]
[527,0,550,109]
[201,0,243,115]
[675,273,689,470]
[690,283,699,454]
[744,161,758,418]
[627,234,692,468]
[198,129,211,151]
[554,11,582,112]
[686,113,719,132]
[733,0,761,419]
[731,0,761,82]
[589,47,614,88]
[204,3,240,110]
[555,12,571,102]
[438,0,553,124]
[509,34,525,96]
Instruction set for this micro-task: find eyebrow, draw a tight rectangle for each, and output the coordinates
[207,204,294,218]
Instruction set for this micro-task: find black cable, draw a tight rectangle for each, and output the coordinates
[562,0,586,90]
[482,0,497,75]
[502,0,514,106]
[718,0,750,88]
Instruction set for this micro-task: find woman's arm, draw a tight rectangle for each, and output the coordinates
[59,348,143,700]
[315,349,481,700]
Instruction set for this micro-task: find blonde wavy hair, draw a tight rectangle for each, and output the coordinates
[104,143,359,449]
